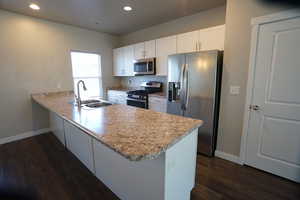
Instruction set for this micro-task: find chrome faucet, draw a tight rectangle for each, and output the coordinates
[75,80,87,107]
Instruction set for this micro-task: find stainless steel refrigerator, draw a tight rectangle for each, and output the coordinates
[167,50,223,156]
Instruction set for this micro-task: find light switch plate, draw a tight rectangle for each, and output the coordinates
[230,86,240,95]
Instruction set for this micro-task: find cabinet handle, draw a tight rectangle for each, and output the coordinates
[198,42,201,50]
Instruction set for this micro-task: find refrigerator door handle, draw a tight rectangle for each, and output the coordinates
[185,64,190,109]
[180,64,186,111]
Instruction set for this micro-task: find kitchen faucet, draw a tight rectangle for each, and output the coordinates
[75,80,87,107]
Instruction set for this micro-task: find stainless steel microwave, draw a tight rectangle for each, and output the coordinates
[133,58,156,75]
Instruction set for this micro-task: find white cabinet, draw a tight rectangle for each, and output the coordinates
[107,90,127,105]
[134,40,156,60]
[113,47,124,76]
[149,97,167,113]
[145,40,156,58]
[198,25,225,51]
[50,111,65,146]
[156,35,177,76]
[177,30,199,53]
[124,45,134,76]
[134,42,145,60]
[177,25,225,53]
[113,46,134,76]
[64,121,94,173]
[113,25,225,77]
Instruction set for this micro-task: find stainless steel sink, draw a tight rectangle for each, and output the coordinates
[84,102,112,108]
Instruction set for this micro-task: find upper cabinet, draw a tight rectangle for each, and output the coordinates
[124,45,134,76]
[134,42,145,60]
[134,40,156,60]
[198,25,225,51]
[113,46,134,76]
[145,40,156,58]
[177,25,225,53]
[156,35,177,76]
[113,25,225,77]
[177,30,199,53]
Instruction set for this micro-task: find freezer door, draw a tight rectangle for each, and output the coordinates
[167,54,185,116]
[184,51,221,156]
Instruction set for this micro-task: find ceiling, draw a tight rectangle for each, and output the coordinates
[0,0,226,35]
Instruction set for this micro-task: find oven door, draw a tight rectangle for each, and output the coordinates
[127,98,148,109]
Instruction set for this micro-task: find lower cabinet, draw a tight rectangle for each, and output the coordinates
[50,111,65,146]
[107,90,127,105]
[64,121,95,173]
[149,97,167,113]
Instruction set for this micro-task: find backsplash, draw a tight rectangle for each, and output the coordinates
[120,76,167,93]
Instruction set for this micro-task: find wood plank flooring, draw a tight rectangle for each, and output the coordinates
[0,133,299,200]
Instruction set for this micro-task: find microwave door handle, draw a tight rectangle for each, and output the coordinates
[146,61,149,72]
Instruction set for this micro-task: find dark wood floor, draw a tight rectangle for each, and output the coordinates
[0,133,299,200]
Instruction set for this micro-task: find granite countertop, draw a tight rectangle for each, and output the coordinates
[32,91,202,161]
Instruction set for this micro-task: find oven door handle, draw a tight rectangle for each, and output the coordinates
[126,98,147,103]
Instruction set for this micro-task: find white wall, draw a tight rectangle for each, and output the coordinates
[0,10,120,139]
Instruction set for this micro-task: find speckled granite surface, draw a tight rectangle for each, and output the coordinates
[32,91,202,161]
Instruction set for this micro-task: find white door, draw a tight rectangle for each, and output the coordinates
[156,35,177,76]
[198,25,225,51]
[246,14,300,182]
[177,30,199,53]
[134,42,145,60]
[145,40,156,58]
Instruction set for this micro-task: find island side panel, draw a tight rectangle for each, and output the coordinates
[164,129,198,200]
[93,138,166,200]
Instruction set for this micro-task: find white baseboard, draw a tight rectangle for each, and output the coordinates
[0,128,51,145]
[215,150,242,165]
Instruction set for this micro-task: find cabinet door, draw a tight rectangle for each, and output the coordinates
[198,25,225,51]
[124,45,134,76]
[113,48,125,76]
[64,121,94,173]
[50,112,65,146]
[156,36,177,76]
[145,40,156,58]
[177,30,199,53]
[134,42,145,60]
[108,90,127,105]
[149,97,167,113]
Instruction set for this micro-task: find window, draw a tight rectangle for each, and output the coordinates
[71,51,102,99]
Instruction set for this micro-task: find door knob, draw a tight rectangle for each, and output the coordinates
[250,105,260,111]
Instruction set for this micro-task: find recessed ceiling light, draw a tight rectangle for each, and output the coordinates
[29,3,40,10]
[123,6,132,11]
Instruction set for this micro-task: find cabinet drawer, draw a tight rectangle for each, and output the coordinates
[149,97,167,113]
[108,90,127,105]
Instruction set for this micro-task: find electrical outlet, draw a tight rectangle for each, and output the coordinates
[230,86,240,95]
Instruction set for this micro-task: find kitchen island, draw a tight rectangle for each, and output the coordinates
[32,91,203,200]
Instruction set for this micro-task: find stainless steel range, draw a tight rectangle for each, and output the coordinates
[126,81,162,109]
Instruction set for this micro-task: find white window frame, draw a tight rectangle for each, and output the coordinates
[70,51,103,98]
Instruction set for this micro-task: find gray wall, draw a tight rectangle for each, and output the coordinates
[120,5,226,46]
[0,10,119,139]
[217,0,291,156]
